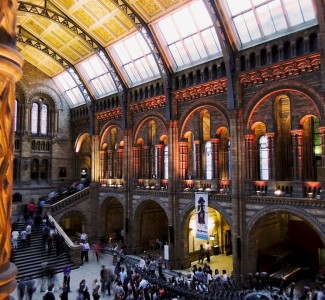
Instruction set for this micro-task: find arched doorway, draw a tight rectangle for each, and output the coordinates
[134,200,168,254]
[251,212,324,277]
[98,197,125,243]
[187,207,233,269]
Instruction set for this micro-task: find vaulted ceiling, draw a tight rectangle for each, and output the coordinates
[15,0,319,108]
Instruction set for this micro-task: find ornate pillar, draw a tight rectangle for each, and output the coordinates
[117,148,124,179]
[291,130,303,180]
[0,1,24,298]
[266,133,275,180]
[156,144,164,179]
[193,140,201,178]
[210,138,220,180]
[107,150,113,178]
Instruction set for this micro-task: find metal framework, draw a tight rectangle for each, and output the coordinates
[111,0,174,120]
[18,1,128,127]
[16,32,95,132]
[203,0,236,109]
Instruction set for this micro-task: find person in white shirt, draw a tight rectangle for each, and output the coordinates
[26,224,32,246]
[11,230,19,250]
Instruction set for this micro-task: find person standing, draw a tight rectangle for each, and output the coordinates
[27,201,36,218]
[157,252,163,278]
[79,279,90,300]
[26,223,32,246]
[63,265,71,292]
[198,244,204,263]
[204,241,211,263]
[11,229,19,250]
[100,265,108,296]
[92,278,100,300]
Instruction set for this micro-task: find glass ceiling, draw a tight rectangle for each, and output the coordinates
[78,56,117,98]
[53,72,85,107]
[110,32,161,86]
[155,0,222,71]
[53,0,317,107]
[226,0,317,46]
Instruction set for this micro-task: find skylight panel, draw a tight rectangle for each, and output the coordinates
[110,32,160,86]
[78,55,117,98]
[226,0,317,47]
[53,71,85,107]
[155,0,222,70]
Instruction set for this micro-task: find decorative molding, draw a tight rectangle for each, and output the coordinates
[96,108,122,121]
[174,78,227,102]
[129,96,166,114]
[239,53,321,86]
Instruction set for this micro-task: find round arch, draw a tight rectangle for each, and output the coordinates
[244,205,325,275]
[132,198,169,254]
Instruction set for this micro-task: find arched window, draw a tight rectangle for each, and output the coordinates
[259,135,270,180]
[31,99,49,135]
[205,141,213,179]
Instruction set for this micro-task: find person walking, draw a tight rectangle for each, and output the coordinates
[17,277,26,300]
[92,278,100,300]
[26,276,36,300]
[60,281,69,300]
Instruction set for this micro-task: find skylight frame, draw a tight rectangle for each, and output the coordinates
[109,32,161,87]
[77,55,117,99]
[53,71,86,108]
[224,0,318,48]
[154,0,222,72]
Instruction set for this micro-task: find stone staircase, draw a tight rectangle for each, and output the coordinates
[11,221,78,281]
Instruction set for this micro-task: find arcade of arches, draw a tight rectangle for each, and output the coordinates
[1,3,324,299]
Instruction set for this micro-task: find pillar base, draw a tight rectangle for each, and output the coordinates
[0,262,18,300]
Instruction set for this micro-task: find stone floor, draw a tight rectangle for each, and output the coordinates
[11,252,233,299]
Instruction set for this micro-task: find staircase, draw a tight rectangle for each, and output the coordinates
[11,221,78,281]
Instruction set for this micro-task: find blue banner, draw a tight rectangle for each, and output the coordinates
[195,193,208,240]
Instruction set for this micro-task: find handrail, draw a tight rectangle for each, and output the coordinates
[50,187,90,214]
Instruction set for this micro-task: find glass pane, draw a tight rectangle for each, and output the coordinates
[256,5,275,36]
[284,0,303,26]
[184,36,201,61]
[113,43,131,64]
[31,103,38,134]
[169,43,184,67]
[191,1,212,29]
[244,11,261,40]
[158,17,179,44]
[40,104,47,135]
[300,0,316,21]
[202,28,220,55]
[269,1,287,31]
[175,41,191,65]
[233,15,251,44]
[226,0,251,15]
[82,60,96,78]
[174,7,197,37]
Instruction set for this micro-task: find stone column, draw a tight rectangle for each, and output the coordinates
[0,1,24,298]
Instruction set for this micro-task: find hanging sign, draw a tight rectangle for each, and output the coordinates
[195,192,209,240]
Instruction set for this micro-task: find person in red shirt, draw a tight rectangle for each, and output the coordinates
[27,201,36,218]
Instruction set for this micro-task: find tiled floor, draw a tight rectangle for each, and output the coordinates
[11,252,233,299]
